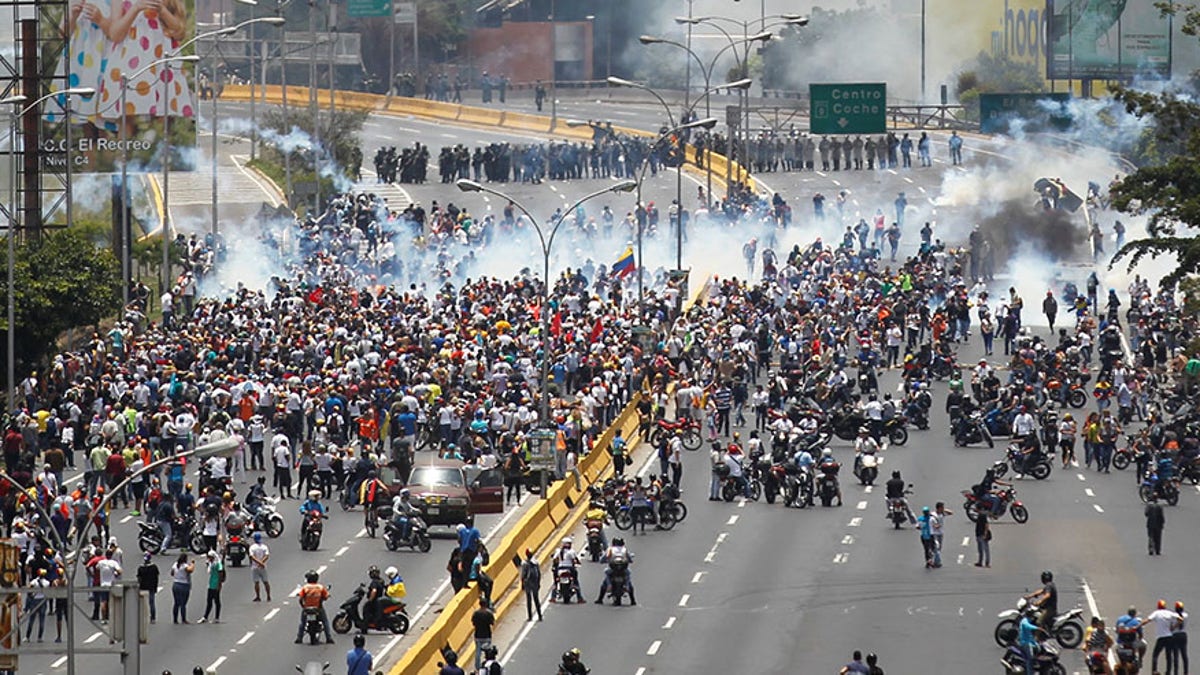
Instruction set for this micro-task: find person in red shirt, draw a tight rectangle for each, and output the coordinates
[104,448,130,509]
[295,570,333,644]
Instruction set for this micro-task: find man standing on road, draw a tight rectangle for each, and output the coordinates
[917,507,935,568]
[1043,291,1059,334]
[930,502,952,568]
[471,596,495,673]
[136,553,159,623]
[949,131,964,165]
[520,548,542,621]
[1145,496,1166,555]
[249,532,271,601]
[1145,599,1181,675]
[346,634,373,675]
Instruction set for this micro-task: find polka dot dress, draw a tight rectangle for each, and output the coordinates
[46,0,110,123]
[101,1,193,121]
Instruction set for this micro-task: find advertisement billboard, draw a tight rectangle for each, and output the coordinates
[41,0,198,173]
[1047,0,1172,80]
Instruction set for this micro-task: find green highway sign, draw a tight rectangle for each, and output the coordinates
[978,93,1072,134]
[809,83,887,135]
[347,0,390,18]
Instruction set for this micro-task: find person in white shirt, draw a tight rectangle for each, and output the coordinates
[1012,406,1037,440]
[273,439,294,499]
[1143,600,1182,674]
[95,551,122,621]
[248,532,271,602]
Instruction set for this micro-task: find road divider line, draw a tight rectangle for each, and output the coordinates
[356,528,367,537]
[841,535,854,545]
[678,594,690,607]
[84,631,103,644]
[864,486,873,494]
[856,501,868,510]
[737,499,746,508]
[726,515,739,525]
[120,515,133,524]
[335,545,349,557]
[315,565,327,575]
[636,668,646,675]
[716,532,727,543]
[691,572,703,584]
[1085,488,1095,497]
[1094,504,1104,513]
[848,517,862,527]
[833,553,848,564]
[1077,474,1086,481]
[961,537,970,547]
[647,640,661,656]
[663,616,676,629]
[264,608,280,621]
[51,656,68,668]
[236,631,254,645]
[209,656,227,671]
[957,554,965,565]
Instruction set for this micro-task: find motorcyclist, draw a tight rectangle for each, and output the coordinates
[884,470,915,523]
[358,470,387,533]
[722,447,748,498]
[853,427,880,475]
[299,490,327,536]
[974,465,1012,516]
[1115,606,1147,669]
[382,565,406,612]
[363,565,387,628]
[245,476,269,515]
[817,448,843,506]
[390,489,419,543]
[594,536,635,605]
[584,495,609,552]
[559,648,589,675]
[1083,616,1114,675]
[1017,605,1041,674]
[294,569,334,644]
[1152,454,1175,498]
[1025,570,1059,632]
[1016,433,1046,476]
[551,537,582,604]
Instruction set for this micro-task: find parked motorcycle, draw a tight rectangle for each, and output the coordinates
[649,417,702,450]
[331,583,409,635]
[994,597,1084,649]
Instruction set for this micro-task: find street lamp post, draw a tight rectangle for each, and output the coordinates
[608,76,750,270]
[3,88,95,410]
[455,179,636,422]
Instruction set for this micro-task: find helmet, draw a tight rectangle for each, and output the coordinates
[858,426,869,435]
[1062,412,1072,420]
[1041,570,1054,583]
[891,471,901,479]
[399,488,410,499]
[562,537,573,547]
[384,566,398,579]
[252,532,262,542]
[368,565,381,579]
[822,448,832,457]
[368,470,377,479]
[612,537,624,547]
[308,490,322,500]
[483,644,499,659]
[305,570,319,583]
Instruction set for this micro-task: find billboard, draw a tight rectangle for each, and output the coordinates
[41,0,198,173]
[1047,0,1172,80]
[979,92,1072,134]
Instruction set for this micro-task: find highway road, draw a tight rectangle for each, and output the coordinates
[493,335,1199,675]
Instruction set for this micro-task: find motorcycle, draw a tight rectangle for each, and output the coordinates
[953,411,996,448]
[1007,445,1053,480]
[249,497,285,538]
[604,556,631,606]
[331,583,409,635]
[887,493,914,529]
[853,452,879,486]
[649,417,702,450]
[994,598,1085,649]
[963,487,1029,524]
[381,511,432,553]
[763,462,788,504]
[719,474,761,503]
[299,510,326,551]
[816,471,840,507]
[783,464,812,508]
[1045,375,1089,409]
[585,518,605,562]
[301,606,326,645]
[827,409,909,446]
[1000,638,1067,675]
[1138,473,1180,506]
[137,515,205,554]
[294,661,330,675]
[553,567,581,604]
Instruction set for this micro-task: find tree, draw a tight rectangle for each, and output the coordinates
[954,51,1046,119]
[1,229,122,382]
[1108,3,1200,287]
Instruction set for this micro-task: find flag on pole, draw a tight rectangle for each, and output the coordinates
[613,247,635,278]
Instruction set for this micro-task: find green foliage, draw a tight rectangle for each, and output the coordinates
[954,51,1045,120]
[257,106,366,178]
[1108,2,1200,289]
[1,229,121,379]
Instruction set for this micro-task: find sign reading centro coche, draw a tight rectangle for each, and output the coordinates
[809,83,887,135]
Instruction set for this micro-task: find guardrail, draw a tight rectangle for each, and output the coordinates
[219,84,764,194]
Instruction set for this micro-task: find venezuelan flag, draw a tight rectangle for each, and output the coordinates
[612,246,635,278]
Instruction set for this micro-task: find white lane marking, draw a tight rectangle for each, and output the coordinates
[961,536,970,547]
[848,517,862,527]
[335,545,349,557]
[264,608,280,621]
[663,616,676,629]
[856,501,868,510]
[1082,577,1118,670]
[716,533,727,544]
[691,572,703,584]
[833,553,848,564]
[439,133,456,138]
[864,486,873,494]
[636,669,646,675]
[737,499,746,508]
[904,176,914,183]
[499,587,555,666]
[918,186,926,193]
[1085,488,1095,497]
[356,528,367,537]
[51,656,68,668]
[315,565,327,575]
[726,515,739,525]
[678,594,690,607]
[647,640,661,655]
[121,515,134,524]
[1094,504,1105,513]
[1077,474,1087,481]
[549,184,558,192]
[237,631,254,645]
[832,179,842,186]
[841,535,854,545]
[84,631,103,644]
[208,656,227,671]
[957,554,965,565]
